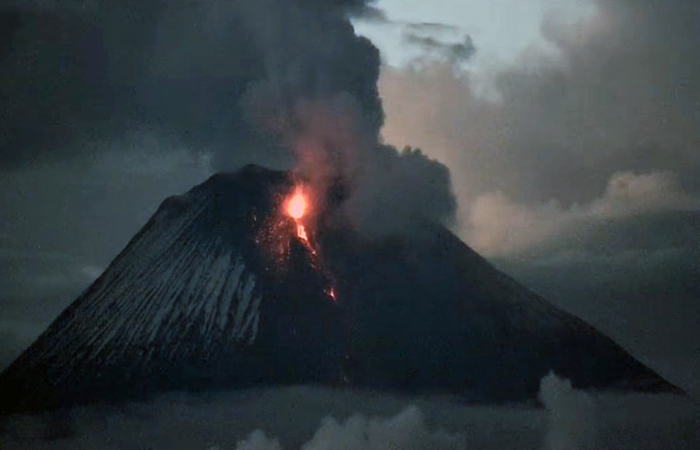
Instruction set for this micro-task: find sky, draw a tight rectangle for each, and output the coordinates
[354,0,591,68]
[0,0,699,397]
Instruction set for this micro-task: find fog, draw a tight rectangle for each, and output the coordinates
[1,374,697,450]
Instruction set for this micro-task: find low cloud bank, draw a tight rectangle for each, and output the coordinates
[2,374,697,450]
[228,405,465,450]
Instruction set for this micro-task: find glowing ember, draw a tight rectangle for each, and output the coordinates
[287,191,307,219]
[297,224,309,242]
[275,185,335,303]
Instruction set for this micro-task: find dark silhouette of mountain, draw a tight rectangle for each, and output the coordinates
[0,165,679,413]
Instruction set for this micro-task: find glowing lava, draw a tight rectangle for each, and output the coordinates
[297,224,310,243]
[281,186,337,303]
[286,189,312,246]
[287,191,307,219]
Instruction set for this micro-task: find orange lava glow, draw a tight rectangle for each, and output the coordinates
[287,191,308,219]
[279,185,335,302]
[297,224,309,242]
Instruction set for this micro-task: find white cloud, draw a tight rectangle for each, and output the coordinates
[231,430,283,450]
[299,406,464,450]
[465,171,699,256]
[539,372,597,450]
[377,0,700,259]
[589,171,698,217]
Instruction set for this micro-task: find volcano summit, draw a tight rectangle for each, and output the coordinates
[0,165,678,413]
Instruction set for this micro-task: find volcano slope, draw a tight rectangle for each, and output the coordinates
[0,165,678,413]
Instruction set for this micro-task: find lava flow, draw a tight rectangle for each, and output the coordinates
[283,186,337,302]
[286,189,313,250]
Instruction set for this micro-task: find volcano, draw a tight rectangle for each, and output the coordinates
[0,165,678,413]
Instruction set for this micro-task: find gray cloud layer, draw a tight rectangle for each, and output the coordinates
[379,0,700,254]
[1,379,698,448]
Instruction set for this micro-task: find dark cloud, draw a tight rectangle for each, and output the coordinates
[350,5,389,23]
[345,145,457,235]
[404,22,461,33]
[0,0,457,234]
[403,33,475,63]
[0,0,381,168]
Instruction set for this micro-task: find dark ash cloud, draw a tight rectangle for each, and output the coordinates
[403,33,476,63]
[0,0,457,234]
[350,5,389,23]
[0,0,382,168]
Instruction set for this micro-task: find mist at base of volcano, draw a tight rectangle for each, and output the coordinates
[1,373,697,450]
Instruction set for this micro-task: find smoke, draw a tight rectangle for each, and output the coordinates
[1,0,457,234]
[342,145,457,236]
[0,0,378,166]
[378,0,700,253]
[539,372,597,450]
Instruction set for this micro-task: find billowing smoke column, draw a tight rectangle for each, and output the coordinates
[0,0,456,236]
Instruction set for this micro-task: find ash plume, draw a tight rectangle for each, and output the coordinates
[0,0,456,234]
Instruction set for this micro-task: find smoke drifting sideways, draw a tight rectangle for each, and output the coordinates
[1,373,697,450]
[0,0,456,236]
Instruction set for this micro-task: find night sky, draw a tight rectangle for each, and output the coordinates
[0,0,698,397]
